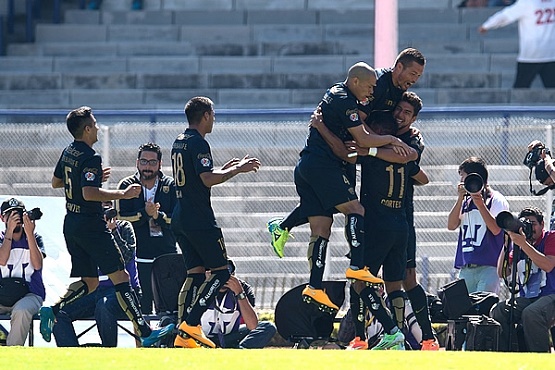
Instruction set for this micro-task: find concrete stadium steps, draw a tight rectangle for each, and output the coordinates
[209,195,543,214]
[31,23,516,44]
[0,72,509,89]
[0,53,516,73]
[59,7,493,26]
[2,3,547,109]
[216,255,455,277]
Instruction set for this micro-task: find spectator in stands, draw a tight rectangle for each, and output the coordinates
[116,143,177,315]
[478,0,555,88]
[0,197,46,346]
[87,0,143,10]
[53,201,140,347]
[490,207,555,352]
[199,259,276,349]
[447,157,510,294]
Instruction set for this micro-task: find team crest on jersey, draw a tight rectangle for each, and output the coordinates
[346,109,359,122]
[162,185,170,193]
[85,172,95,181]
[200,157,211,167]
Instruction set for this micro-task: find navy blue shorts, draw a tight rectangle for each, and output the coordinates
[365,224,408,283]
[294,154,358,219]
[64,214,124,278]
[176,227,229,270]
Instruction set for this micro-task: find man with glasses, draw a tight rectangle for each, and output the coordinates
[117,142,177,314]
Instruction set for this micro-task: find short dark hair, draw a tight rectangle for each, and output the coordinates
[184,96,213,126]
[519,207,544,224]
[399,91,423,117]
[66,106,94,139]
[367,110,397,136]
[459,156,488,184]
[395,48,426,68]
[138,142,162,160]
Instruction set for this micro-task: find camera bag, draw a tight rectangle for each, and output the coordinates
[437,279,473,320]
[464,315,500,351]
[0,277,30,306]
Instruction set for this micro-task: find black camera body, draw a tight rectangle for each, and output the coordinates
[104,207,117,219]
[496,211,534,240]
[15,207,43,221]
[523,143,550,169]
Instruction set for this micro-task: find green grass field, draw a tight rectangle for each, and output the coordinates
[5,347,552,370]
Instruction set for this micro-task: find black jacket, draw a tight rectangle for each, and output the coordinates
[116,171,177,260]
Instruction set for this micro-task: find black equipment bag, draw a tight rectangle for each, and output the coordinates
[274,281,346,345]
[465,315,500,351]
[150,253,187,315]
[437,279,473,320]
[0,277,30,307]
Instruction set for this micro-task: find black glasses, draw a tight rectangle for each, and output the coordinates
[138,159,159,166]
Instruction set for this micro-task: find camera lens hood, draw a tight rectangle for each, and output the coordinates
[464,173,484,194]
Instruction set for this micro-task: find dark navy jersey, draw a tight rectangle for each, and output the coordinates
[54,140,103,215]
[360,68,404,115]
[397,127,425,216]
[301,82,363,164]
[171,128,216,230]
[359,155,408,230]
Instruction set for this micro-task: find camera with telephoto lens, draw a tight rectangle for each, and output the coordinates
[463,173,484,194]
[15,207,43,221]
[523,142,550,169]
[496,211,534,240]
[104,207,117,219]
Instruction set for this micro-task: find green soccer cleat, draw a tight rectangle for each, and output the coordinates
[371,330,405,350]
[267,217,292,258]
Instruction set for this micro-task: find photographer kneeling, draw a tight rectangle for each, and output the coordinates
[0,198,46,346]
[491,207,555,352]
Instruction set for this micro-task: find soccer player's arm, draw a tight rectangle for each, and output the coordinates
[82,157,140,201]
[348,120,412,155]
[310,110,356,163]
[52,156,64,188]
[52,176,63,189]
[374,146,418,163]
[411,168,429,185]
[201,155,260,187]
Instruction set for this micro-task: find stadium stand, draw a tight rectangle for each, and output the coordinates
[1,0,555,109]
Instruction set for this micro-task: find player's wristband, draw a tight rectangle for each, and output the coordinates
[367,147,377,157]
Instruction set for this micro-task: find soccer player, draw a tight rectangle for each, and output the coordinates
[41,106,174,346]
[292,62,412,314]
[171,96,261,348]
[393,92,438,350]
[268,48,426,257]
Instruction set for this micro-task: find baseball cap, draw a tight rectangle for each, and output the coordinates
[1,197,26,215]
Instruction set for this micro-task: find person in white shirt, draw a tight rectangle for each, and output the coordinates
[479,0,555,88]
